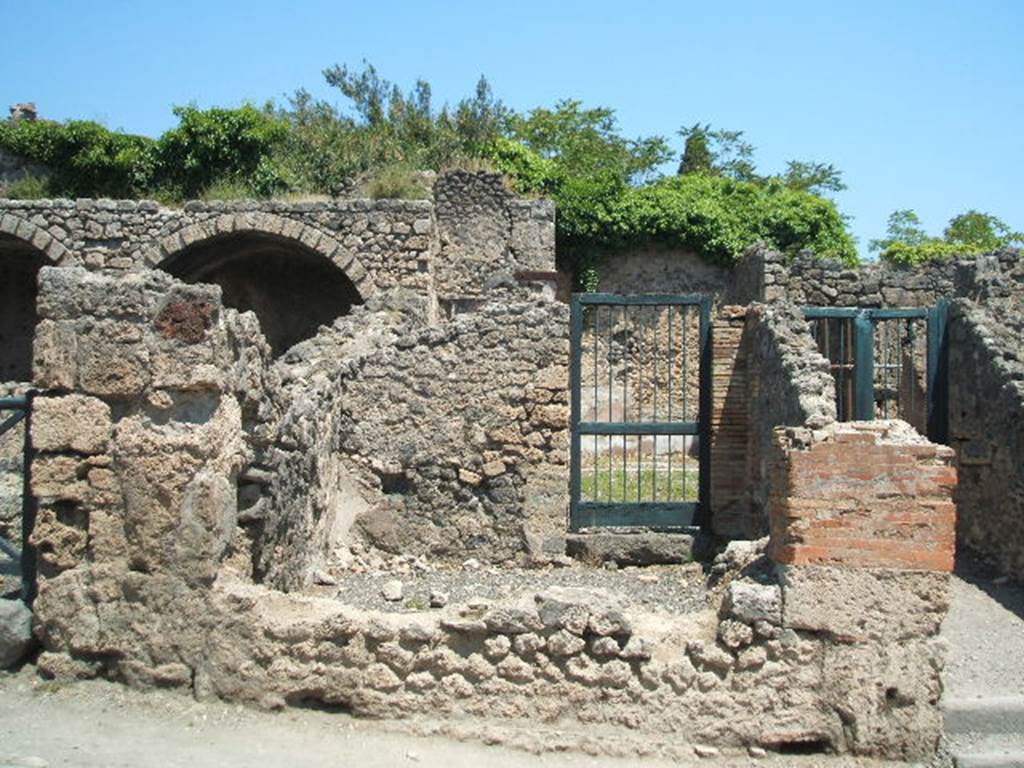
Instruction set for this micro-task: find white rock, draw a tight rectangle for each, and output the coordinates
[381,580,404,602]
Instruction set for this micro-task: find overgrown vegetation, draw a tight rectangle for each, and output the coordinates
[13,61,1014,273]
[870,209,1024,265]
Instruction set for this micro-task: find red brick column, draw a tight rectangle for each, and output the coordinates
[710,306,754,536]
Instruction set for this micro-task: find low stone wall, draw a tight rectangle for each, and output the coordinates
[948,297,1024,579]
[32,540,948,760]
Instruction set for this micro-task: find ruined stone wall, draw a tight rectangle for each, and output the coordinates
[948,297,1024,579]
[28,267,271,585]
[15,174,566,590]
[739,302,837,536]
[433,171,557,308]
[249,298,570,591]
[734,243,1024,308]
[0,198,431,298]
[594,247,730,298]
[30,532,950,760]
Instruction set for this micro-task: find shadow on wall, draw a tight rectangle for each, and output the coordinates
[0,234,48,381]
[159,232,363,356]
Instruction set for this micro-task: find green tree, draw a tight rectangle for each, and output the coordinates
[678,123,713,176]
[944,210,1024,250]
[676,123,756,181]
[782,160,846,195]
[510,100,671,184]
[869,209,929,253]
[156,105,290,198]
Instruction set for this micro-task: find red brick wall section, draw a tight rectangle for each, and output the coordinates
[710,306,755,536]
[768,421,957,572]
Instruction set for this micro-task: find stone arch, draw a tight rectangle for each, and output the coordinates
[146,213,375,299]
[0,230,55,381]
[0,213,71,266]
[155,217,371,356]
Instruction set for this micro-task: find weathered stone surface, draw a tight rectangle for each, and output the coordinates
[722,581,782,626]
[31,395,111,455]
[0,598,33,668]
[778,565,950,642]
[822,638,946,758]
[565,532,694,566]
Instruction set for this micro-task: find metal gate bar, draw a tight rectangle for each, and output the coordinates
[804,303,949,443]
[570,294,710,531]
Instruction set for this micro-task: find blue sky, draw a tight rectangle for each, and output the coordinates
[4,0,1022,257]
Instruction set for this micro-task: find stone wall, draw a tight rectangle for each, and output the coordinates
[738,302,837,536]
[252,298,570,591]
[0,383,28,598]
[31,537,949,760]
[594,247,730,298]
[948,297,1024,579]
[24,202,568,593]
[733,243,1024,309]
[0,172,556,312]
[29,268,264,585]
[433,171,557,309]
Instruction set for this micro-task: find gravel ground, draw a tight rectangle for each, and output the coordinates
[308,562,712,613]
[0,667,916,768]
[942,566,1024,700]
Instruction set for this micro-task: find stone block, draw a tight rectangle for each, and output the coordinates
[0,598,33,668]
[565,532,694,566]
[722,580,782,626]
[822,638,945,759]
[778,565,949,642]
[32,395,112,455]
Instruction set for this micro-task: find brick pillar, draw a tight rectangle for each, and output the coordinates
[768,421,956,572]
[709,306,753,537]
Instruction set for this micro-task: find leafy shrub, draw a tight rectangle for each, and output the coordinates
[366,165,431,199]
[0,118,157,197]
[880,240,983,266]
[0,174,51,199]
[156,105,289,198]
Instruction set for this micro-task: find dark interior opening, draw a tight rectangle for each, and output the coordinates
[0,235,47,381]
[159,232,363,357]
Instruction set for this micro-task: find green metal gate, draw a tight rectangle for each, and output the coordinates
[570,294,711,531]
[803,302,949,443]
